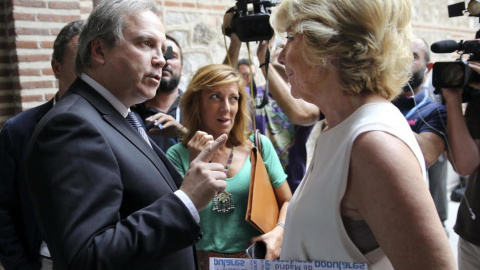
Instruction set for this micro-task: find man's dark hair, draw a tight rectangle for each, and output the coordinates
[237,58,250,69]
[165,34,183,65]
[52,20,85,64]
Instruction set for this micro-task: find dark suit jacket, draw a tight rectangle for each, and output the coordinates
[0,99,53,270]
[26,79,201,270]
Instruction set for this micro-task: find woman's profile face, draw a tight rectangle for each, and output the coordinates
[199,82,240,138]
[278,34,324,104]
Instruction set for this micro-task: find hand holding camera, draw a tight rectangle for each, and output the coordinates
[439,61,480,105]
[222,0,277,42]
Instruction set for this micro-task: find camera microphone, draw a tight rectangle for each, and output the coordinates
[431,40,460,53]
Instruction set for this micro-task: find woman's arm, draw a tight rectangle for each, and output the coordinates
[222,13,241,68]
[346,131,455,270]
[186,131,214,163]
[251,182,292,259]
[443,87,480,175]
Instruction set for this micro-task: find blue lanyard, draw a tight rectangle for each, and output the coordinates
[405,94,428,119]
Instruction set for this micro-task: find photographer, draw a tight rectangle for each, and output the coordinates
[442,60,480,270]
[222,12,320,192]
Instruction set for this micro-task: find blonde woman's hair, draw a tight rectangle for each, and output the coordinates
[180,64,251,146]
[270,0,414,100]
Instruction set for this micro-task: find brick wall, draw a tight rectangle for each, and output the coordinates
[0,0,90,126]
[0,0,479,127]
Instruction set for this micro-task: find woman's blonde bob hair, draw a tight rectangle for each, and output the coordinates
[270,0,414,100]
[180,64,251,146]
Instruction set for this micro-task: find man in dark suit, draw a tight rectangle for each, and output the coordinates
[0,20,84,270]
[25,1,228,269]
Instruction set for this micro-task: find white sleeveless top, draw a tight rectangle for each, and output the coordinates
[280,103,426,269]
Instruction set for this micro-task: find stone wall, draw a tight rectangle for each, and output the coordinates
[160,0,237,90]
[0,0,479,126]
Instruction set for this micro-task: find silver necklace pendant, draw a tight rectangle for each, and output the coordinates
[212,190,235,213]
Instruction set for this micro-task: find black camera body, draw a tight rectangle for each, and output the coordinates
[431,39,480,102]
[432,40,480,89]
[224,0,277,42]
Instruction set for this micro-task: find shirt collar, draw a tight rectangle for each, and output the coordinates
[80,73,130,117]
[409,86,427,101]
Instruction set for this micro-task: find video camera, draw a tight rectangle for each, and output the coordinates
[223,0,278,42]
[431,1,480,102]
[431,39,480,89]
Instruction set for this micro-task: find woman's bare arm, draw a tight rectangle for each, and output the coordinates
[346,131,455,270]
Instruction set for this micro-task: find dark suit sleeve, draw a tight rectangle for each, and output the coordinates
[26,113,200,270]
[0,121,41,270]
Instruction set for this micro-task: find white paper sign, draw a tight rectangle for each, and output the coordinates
[209,258,368,270]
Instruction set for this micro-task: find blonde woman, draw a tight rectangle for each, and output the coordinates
[270,0,456,269]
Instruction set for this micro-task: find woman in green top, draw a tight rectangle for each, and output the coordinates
[166,64,292,269]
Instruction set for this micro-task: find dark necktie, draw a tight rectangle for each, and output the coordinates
[126,111,152,147]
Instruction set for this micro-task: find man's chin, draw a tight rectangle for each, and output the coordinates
[158,83,180,93]
[148,88,158,98]
[140,88,157,102]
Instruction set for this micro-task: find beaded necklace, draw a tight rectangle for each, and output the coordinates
[212,146,235,213]
[223,146,235,174]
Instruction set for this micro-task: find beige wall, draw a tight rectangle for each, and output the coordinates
[412,1,480,62]
[0,0,479,126]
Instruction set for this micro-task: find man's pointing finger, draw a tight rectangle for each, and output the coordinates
[194,134,227,162]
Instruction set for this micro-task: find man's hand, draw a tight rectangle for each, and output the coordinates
[180,134,228,211]
[223,12,234,35]
[145,112,187,138]
[442,61,480,101]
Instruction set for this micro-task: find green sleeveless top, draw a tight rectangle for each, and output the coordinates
[166,134,287,252]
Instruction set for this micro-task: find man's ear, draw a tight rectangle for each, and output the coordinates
[426,62,434,73]
[90,39,106,65]
[51,59,61,79]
